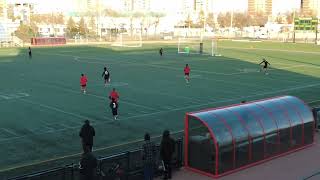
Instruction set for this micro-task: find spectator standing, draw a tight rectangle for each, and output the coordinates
[79,145,98,180]
[142,133,156,180]
[160,130,175,180]
[79,120,95,152]
[28,47,32,59]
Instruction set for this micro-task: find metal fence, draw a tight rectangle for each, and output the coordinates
[7,139,183,180]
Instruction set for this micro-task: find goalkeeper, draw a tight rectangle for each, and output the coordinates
[259,58,271,75]
[159,48,163,57]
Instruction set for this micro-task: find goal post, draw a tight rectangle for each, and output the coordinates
[211,38,221,56]
[177,37,221,56]
[111,32,142,47]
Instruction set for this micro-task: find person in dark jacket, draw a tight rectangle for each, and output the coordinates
[28,47,32,59]
[79,145,98,180]
[160,130,175,179]
[142,133,156,180]
[159,48,163,57]
[79,120,95,152]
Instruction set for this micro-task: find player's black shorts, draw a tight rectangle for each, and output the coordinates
[112,109,118,115]
[81,84,86,88]
[263,65,268,69]
[185,73,189,76]
[104,75,110,80]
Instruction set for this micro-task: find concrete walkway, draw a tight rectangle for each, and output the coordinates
[158,133,320,180]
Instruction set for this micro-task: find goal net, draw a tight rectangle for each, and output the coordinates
[177,37,221,56]
[111,33,142,47]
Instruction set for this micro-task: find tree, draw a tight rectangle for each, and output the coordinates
[30,13,64,24]
[206,13,216,29]
[285,11,295,24]
[198,10,206,28]
[104,8,124,17]
[88,16,96,36]
[233,12,250,28]
[185,14,193,28]
[217,12,231,28]
[14,23,37,42]
[146,12,165,36]
[249,12,268,26]
[52,13,64,24]
[78,17,87,36]
[66,17,77,38]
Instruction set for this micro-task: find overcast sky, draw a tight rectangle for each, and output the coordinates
[7,0,302,14]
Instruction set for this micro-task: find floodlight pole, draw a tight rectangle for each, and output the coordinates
[230,8,233,29]
[293,10,296,43]
[316,25,318,45]
[315,18,319,45]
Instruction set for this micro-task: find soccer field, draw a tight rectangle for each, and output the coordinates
[0,40,320,177]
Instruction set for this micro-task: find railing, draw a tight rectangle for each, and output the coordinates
[7,138,183,180]
[301,107,320,180]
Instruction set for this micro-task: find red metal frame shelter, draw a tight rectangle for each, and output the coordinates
[31,37,66,46]
[185,96,314,178]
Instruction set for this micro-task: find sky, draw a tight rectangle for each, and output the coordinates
[213,0,301,13]
[6,0,302,14]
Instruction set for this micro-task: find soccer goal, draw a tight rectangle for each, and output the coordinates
[177,37,221,56]
[111,33,142,47]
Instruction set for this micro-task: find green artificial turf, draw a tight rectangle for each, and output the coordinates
[0,40,319,178]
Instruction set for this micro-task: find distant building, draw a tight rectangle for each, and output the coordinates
[37,24,66,37]
[0,0,6,19]
[122,0,151,11]
[248,0,272,16]
[6,1,34,24]
[72,0,101,13]
[301,0,320,17]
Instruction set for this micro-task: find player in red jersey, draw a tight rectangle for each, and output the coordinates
[109,88,119,102]
[184,64,190,84]
[80,74,88,94]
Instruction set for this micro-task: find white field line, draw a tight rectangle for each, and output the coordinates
[0,128,19,136]
[37,52,319,77]
[124,85,204,103]
[19,98,98,121]
[0,82,319,143]
[35,52,247,76]
[228,64,307,75]
[176,73,260,87]
[30,80,156,111]
[220,46,320,55]
[88,82,201,102]
[308,99,320,104]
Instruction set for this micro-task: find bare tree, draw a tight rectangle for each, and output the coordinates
[217,12,231,28]
[206,13,216,29]
[249,12,268,26]
[233,12,250,29]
